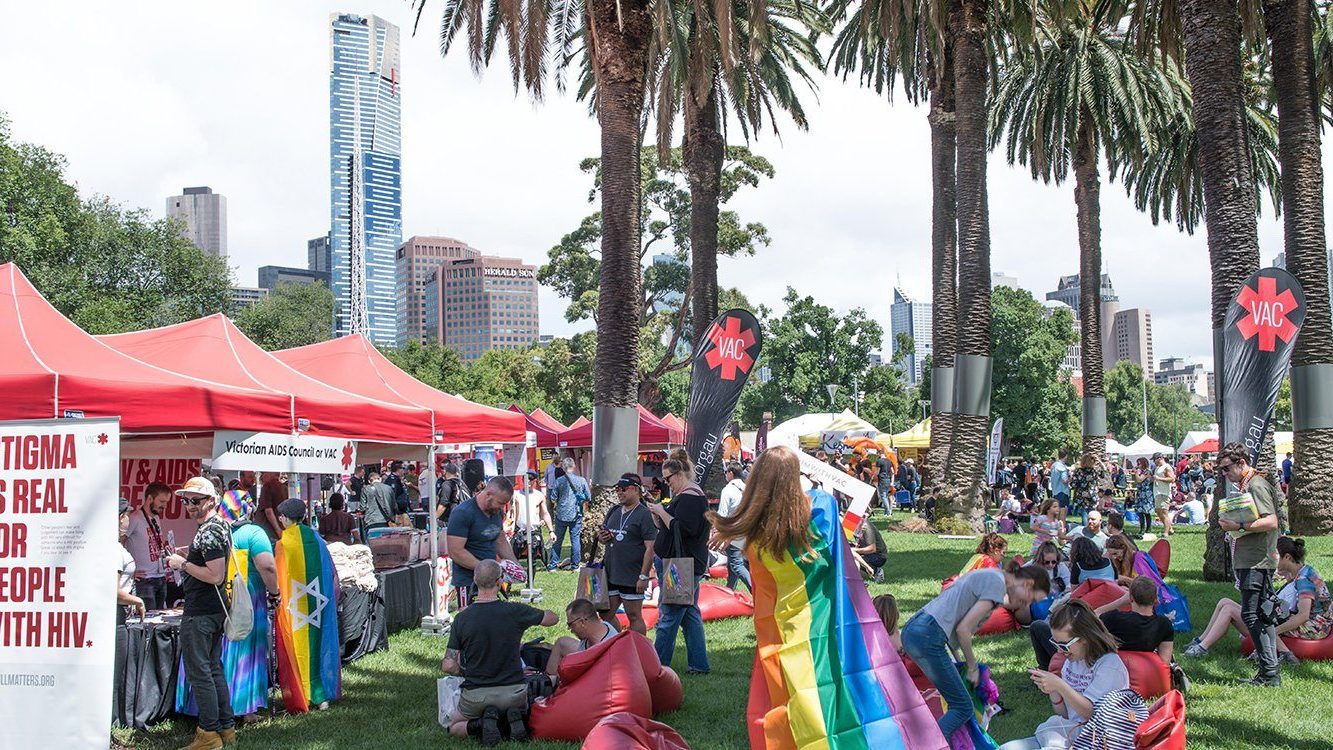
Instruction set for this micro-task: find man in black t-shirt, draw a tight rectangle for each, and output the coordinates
[598,473,658,634]
[647,458,711,674]
[442,560,557,745]
[165,476,235,749]
[852,518,888,583]
[1100,576,1175,663]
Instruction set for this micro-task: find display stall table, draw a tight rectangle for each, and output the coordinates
[376,561,432,635]
[339,583,388,663]
[113,616,181,729]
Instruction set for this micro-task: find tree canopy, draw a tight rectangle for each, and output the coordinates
[234,282,334,351]
[989,286,1081,458]
[1105,359,1211,448]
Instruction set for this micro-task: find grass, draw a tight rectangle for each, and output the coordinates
[116,518,1333,750]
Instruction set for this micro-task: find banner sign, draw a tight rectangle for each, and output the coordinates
[755,415,771,455]
[985,418,1004,485]
[1220,268,1306,463]
[820,430,874,454]
[120,458,203,546]
[794,449,876,540]
[686,309,764,483]
[211,431,357,474]
[0,417,120,747]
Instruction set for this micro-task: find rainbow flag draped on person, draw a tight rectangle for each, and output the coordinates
[746,489,947,750]
[274,521,341,713]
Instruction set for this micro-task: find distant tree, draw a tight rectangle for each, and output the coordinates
[1104,360,1210,447]
[233,283,334,351]
[989,287,1080,459]
[378,341,468,395]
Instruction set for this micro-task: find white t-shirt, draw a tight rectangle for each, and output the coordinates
[514,490,547,530]
[118,546,137,595]
[1153,464,1173,497]
[124,509,166,578]
[1060,652,1129,711]
[717,479,746,548]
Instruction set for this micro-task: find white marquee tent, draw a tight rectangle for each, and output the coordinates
[1121,434,1175,459]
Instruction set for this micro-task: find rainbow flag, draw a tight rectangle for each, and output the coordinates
[747,489,947,750]
[274,522,342,713]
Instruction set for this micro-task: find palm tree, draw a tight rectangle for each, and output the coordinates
[1264,0,1333,536]
[989,0,1180,469]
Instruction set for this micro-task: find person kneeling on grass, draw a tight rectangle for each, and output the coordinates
[902,562,1050,738]
[1025,600,1131,749]
[546,599,617,679]
[442,560,558,746]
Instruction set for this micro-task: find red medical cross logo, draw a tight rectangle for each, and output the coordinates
[1236,276,1301,352]
[704,316,757,381]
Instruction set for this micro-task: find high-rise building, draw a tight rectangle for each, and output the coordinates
[889,288,932,384]
[1113,308,1154,377]
[258,266,331,290]
[992,271,1020,290]
[166,187,227,257]
[1273,252,1286,269]
[329,12,402,346]
[1155,356,1211,401]
[424,255,540,361]
[228,286,268,314]
[308,234,332,274]
[396,235,480,344]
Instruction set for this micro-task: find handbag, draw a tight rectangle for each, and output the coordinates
[660,515,697,606]
[576,539,611,609]
[1132,552,1192,632]
[437,676,464,728]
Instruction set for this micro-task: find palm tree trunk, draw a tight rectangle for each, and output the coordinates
[947,0,991,526]
[1265,0,1333,535]
[1073,117,1106,465]
[1180,0,1262,580]
[927,23,959,493]
[685,76,724,347]
[587,0,654,553]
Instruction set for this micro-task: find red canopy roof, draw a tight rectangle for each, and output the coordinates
[1184,438,1218,455]
[556,404,684,448]
[662,413,687,433]
[101,315,436,444]
[275,335,525,444]
[569,416,591,429]
[508,405,567,448]
[0,264,293,433]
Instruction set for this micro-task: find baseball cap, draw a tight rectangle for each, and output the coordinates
[175,476,219,500]
[615,473,643,489]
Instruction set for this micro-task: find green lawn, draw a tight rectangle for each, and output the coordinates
[116,519,1333,750]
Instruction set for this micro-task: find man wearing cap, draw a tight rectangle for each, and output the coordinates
[597,473,658,634]
[165,477,235,750]
[1152,453,1176,537]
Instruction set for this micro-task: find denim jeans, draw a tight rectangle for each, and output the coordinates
[902,613,972,738]
[135,577,167,611]
[725,546,752,592]
[877,483,894,511]
[1238,567,1279,680]
[181,612,234,732]
[551,516,583,568]
[655,574,710,672]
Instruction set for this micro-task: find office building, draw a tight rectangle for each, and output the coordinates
[992,271,1020,290]
[1273,252,1286,269]
[424,255,540,361]
[329,12,402,345]
[889,288,932,384]
[1113,308,1154,377]
[166,187,227,257]
[1046,272,1120,358]
[308,235,332,274]
[229,286,268,313]
[258,266,331,291]
[1156,357,1211,401]
[395,235,480,344]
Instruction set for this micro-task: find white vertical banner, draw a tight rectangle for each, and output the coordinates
[0,417,120,748]
[985,418,1004,485]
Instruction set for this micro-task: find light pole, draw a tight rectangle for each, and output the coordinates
[852,375,861,417]
[918,399,930,422]
[826,384,839,411]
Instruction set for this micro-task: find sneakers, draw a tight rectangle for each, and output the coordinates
[1238,675,1281,688]
[504,708,528,742]
[1279,651,1302,666]
[480,707,502,747]
[873,569,885,584]
[1246,650,1260,662]
[1183,639,1208,657]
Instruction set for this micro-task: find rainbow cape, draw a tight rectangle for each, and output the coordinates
[275,522,342,713]
[938,663,999,750]
[746,489,947,750]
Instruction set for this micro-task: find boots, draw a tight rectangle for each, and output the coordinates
[219,728,237,745]
[178,728,223,750]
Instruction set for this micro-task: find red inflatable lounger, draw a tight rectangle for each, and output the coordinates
[697,582,754,620]
[582,712,691,750]
[1148,539,1171,577]
[1069,578,1128,612]
[1135,689,1186,750]
[1048,651,1171,700]
[1241,633,1333,661]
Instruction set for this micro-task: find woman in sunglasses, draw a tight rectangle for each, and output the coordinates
[1026,599,1130,748]
[1016,541,1071,627]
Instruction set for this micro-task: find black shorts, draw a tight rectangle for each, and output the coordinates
[606,582,646,602]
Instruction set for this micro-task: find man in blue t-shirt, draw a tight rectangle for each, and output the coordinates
[1050,448,1071,509]
[447,477,520,608]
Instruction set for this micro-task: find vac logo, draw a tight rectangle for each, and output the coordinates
[704,315,758,381]
[1235,275,1301,352]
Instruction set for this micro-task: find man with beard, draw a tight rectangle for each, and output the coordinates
[125,482,172,611]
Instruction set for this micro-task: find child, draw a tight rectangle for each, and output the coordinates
[873,593,903,653]
[1029,498,1065,557]
[1026,600,1133,748]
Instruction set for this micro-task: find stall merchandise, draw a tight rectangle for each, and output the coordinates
[113,618,182,730]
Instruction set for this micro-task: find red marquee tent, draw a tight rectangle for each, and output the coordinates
[0,264,293,434]
[101,315,436,445]
[275,335,525,444]
[662,413,687,434]
[508,405,567,448]
[568,416,591,429]
[1184,438,1218,455]
[556,405,684,448]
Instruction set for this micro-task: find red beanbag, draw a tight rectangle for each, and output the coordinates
[1240,632,1333,661]
[1048,651,1171,700]
[1149,539,1171,577]
[616,606,662,630]
[1069,579,1128,612]
[624,628,684,714]
[975,606,1020,636]
[582,712,691,750]
[697,582,754,621]
[1135,689,1186,750]
[530,632,654,742]
[708,564,727,579]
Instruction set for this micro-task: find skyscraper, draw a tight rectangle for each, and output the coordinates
[396,235,480,344]
[166,187,227,257]
[889,288,932,385]
[1113,308,1155,377]
[308,234,331,274]
[329,12,402,345]
[424,255,540,361]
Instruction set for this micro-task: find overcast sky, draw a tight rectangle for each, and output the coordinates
[3,0,1316,370]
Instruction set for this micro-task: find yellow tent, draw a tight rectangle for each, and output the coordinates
[890,417,931,449]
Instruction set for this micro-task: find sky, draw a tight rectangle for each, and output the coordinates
[1,0,1315,370]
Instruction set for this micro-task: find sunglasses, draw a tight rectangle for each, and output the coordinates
[1217,462,1236,471]
[180,494,209,506]
[566,617,588,629]
[1040,559,1059,567]
[661,472,676,482]
[1050,636,1081,653]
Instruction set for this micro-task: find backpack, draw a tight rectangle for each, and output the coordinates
[214,527,253,642]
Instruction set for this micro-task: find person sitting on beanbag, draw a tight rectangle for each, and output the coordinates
[546,598,618,679]
[1025,600,1130,748]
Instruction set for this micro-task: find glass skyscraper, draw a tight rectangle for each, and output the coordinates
[329,12,401,345]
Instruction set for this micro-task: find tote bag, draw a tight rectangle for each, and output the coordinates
[660,519,696,606]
